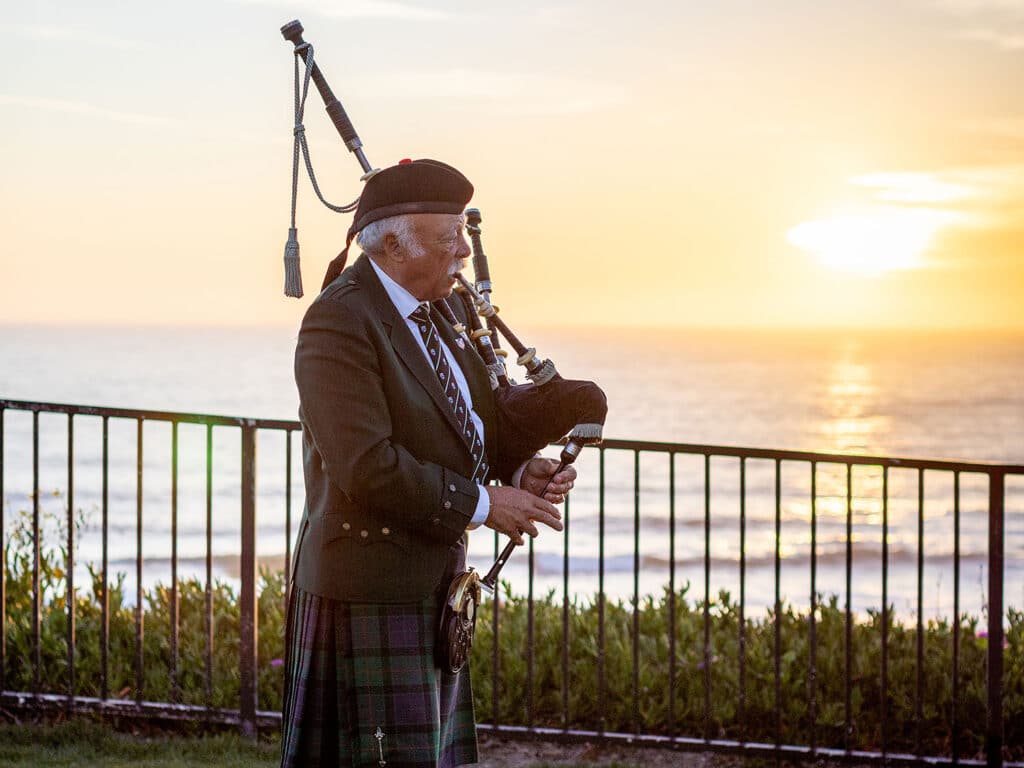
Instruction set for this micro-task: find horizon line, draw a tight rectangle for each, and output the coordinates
[1,320,1022,335]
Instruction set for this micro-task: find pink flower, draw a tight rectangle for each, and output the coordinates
[270,658,284,667]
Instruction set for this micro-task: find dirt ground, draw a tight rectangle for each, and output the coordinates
[477,733,751,768]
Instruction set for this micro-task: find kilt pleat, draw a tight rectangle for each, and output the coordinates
[281,586,478,768]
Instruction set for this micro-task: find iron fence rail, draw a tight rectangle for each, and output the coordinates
[1,398,1021,768]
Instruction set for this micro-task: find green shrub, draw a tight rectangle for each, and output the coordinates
[469,585,1022,759]
[3,508,1020,760]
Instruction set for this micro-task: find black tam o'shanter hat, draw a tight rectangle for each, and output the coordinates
[320,158,474,291]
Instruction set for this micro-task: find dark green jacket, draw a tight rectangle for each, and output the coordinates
[292,254,507,602]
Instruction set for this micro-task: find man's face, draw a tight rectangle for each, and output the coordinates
[401,213,471,302]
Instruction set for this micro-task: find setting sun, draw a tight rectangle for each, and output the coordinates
[787,206,958,275]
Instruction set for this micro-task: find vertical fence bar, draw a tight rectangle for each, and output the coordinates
[136,419,144,705]
[527,534,535,730]
[953,471,961,764]
[844,462,852,753]
[491,528,500,729]
[205,424,214,709]
[101,416,109,700]
[809,461,817,757]
[239,424,258,738]
[881,465,889,757]
[32,410,40,697]
[738,456,746,743]
[986,470,1005,768]
[170,421,179,704]
[284,429,293,598]
[0,407,4,695]
[597,448,606,735]
[774,458,782,749]
[632,449,640,735]
[66,414,76,707]
[703,452,711,742]
[916,468,924,755]
[668,453,677,741]
[561,492,570,731]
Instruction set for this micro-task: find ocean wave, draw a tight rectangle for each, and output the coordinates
[521,543,996,576]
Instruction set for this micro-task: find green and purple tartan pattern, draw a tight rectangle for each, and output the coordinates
[280,586,478,767]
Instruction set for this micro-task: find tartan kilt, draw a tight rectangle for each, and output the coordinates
[280,586,478,768]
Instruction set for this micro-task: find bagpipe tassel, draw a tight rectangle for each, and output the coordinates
[283,227,304,298]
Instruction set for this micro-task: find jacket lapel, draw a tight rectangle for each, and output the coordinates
[354,256,473,452]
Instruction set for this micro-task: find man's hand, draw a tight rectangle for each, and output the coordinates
[484,486,563,546]
[520,457,577,505]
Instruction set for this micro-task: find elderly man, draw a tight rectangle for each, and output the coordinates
[281,159,575,768]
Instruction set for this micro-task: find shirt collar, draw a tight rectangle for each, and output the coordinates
[368,257,427,320]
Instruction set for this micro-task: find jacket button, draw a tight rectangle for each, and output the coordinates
[360,529,368,538]
[449,484,456,492]
[443,500,452,509]
[381,527,390,535]
[432,517,440,525]
[342,522,351,530]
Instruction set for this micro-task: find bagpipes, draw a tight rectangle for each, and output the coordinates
[280,20,607,672]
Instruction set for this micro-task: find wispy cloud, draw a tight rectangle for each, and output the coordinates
[931,0,1024,13]
[396,69,627,116]
[853,165,1024,236]
[925,0,1024,50]
[231,0,449,21]
[964,116,1024,140]
[0,94,170,125]
[955,27,1024,49]
[737,118,815,139]
[531,6,579,26]
[854,165,1024,210]
[9,23,148,51]
[851,172,978,204]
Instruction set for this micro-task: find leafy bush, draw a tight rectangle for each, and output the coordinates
[3,508,1020,760]
[470,585,1023,759]
[2,507,285,712]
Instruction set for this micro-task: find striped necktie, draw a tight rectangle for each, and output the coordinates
[410,304,489,484]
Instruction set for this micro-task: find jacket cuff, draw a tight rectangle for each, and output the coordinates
[432,467,478,538]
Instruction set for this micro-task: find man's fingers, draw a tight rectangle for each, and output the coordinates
[530,500,564,531]
[487,485,567,544]
[544,479,574,494]
[555,466,578,483]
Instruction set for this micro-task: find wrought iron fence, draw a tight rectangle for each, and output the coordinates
[0,398,1021,767]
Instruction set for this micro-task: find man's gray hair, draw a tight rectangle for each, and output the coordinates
[357,215,424,258]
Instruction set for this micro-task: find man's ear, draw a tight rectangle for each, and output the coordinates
[383,231,404,262]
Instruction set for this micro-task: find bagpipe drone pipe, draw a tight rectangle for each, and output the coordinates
[280,20,607,671]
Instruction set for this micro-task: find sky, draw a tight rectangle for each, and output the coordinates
[1,0,1022,330]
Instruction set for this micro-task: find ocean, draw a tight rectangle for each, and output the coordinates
[1,324,1022,621]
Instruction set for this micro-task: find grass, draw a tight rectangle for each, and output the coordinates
[0,720,280,767]
[0,721,657,767]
